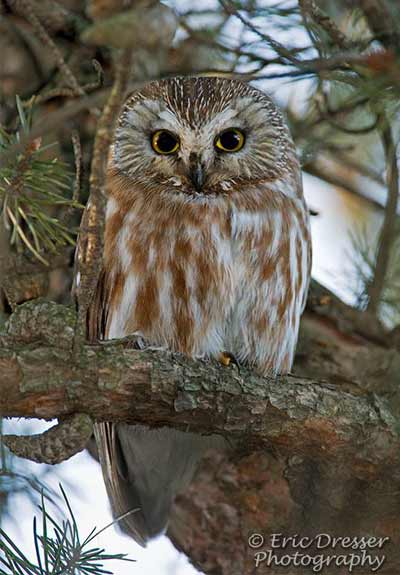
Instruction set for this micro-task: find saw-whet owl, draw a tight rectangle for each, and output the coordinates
[83,76,312,546]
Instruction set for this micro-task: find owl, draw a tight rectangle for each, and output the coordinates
[85,76,312,546]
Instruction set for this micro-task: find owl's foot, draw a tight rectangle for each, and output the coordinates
[218,351,241,372]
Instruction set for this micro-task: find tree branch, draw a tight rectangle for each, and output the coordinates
[8,0,85,96]
[367,124,399,314]
[0,298,399,476]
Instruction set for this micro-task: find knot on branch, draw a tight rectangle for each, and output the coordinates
[4,299,76,349]
[2,413,93,464]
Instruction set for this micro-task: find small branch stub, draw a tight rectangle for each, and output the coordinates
[3,413,93,464]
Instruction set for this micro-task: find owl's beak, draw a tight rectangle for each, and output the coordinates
[188,160,206,192]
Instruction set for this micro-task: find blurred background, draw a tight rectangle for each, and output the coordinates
[1,0,399,573]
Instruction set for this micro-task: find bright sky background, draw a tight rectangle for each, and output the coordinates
[1,1,385,574]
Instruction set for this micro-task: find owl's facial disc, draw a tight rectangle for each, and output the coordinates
[114,79,295,197]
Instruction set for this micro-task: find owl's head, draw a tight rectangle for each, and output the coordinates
[112,76,299,197]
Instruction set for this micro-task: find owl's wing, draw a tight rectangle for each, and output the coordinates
[93,418,151,546]
[83,269,151,546]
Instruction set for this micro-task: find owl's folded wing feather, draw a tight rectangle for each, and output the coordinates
[83,269,151,545]
[93,420,150,546]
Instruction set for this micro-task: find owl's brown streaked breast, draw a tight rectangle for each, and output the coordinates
[103,191,236,357]
[103,170,311,374]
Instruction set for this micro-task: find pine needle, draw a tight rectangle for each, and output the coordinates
[0,99,82,265]
[0,485,135,575]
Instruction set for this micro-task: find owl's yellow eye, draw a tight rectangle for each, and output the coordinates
[214,128,245,153]
[151,130,180,155]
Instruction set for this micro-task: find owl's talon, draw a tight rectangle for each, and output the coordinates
[219,351,240,372]
[219,352,231,366]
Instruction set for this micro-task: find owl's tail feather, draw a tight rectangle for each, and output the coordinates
[94,422,225,546]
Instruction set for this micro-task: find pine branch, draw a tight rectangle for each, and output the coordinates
[0,297,398,475]
[219,0,304,65]
[0,109,79,266]
[298,0,351,50]
[0,89,111,170]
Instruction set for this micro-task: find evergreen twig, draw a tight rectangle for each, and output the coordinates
[0,485,135,575]
[0,101,81,265]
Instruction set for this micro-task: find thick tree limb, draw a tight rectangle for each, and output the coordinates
[0,298,399,476]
